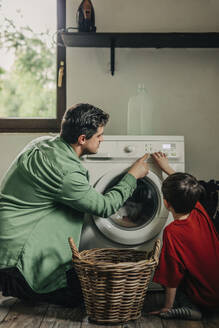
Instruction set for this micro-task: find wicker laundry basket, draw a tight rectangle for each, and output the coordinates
[68,237,160,324]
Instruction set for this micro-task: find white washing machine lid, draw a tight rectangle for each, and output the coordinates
[93,168,168,246]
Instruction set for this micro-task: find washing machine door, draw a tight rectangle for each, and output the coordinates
[93,168,168,246]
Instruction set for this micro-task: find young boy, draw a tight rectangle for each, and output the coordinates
[150,152,219,320]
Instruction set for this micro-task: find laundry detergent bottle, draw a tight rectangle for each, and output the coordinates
[127,84,153,135]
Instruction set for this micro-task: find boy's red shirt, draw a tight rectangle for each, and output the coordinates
[153,202,219,308]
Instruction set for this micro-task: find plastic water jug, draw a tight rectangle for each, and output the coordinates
[127,84,153,135]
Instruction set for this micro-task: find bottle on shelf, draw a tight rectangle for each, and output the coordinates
[127,84,153,135]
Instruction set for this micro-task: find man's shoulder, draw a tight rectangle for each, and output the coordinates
[15,135,87,179]
[22,135,54,151]
[34,136,87,175]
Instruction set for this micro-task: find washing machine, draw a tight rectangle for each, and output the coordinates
[79,135,185,254]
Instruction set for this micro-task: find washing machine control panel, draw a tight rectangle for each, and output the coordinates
[145,142,178,158]
[118,141,183,161]
[85,137,184,162]
[120,142,179,156]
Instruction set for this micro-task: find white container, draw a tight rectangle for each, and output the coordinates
[127,84,153,135]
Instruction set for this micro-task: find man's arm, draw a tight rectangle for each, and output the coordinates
[151,152,176,175]
[56,154,149,218]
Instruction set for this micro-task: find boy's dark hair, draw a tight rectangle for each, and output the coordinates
[60,103,109,144]
[162,172,205,214]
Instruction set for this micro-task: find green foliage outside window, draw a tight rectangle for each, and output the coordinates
[0,12,56,118]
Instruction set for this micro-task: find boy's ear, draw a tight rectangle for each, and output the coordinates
[78,134,86,145]
[163,198,171,210]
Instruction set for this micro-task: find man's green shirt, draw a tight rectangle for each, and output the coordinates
[0,136,137,293]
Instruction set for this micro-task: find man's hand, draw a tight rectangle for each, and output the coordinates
[128,153,149,179]
[151,152,175,176]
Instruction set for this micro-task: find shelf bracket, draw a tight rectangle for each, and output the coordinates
[110,40,115,76]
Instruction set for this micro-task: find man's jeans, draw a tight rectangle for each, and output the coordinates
[0,267,83,307]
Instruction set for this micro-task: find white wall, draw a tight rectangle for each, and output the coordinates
[0,1,218,181]
[66,0,219,180]
[0,134,50,181]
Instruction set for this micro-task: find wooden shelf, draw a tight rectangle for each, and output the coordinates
[61,32,219,48]
[61,32,219,75]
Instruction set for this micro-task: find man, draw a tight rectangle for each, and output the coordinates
[0,103,149,306]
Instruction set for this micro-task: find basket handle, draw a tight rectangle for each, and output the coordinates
[151,239,161,264]
[68,237,81,260]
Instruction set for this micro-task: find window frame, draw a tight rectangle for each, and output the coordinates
[0,0,66,133]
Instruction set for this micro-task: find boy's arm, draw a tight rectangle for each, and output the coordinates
[151,152,175,175]
[163,287,177,309]
[149,287,177,314]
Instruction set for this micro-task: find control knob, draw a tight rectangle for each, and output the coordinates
[124,145,135,153]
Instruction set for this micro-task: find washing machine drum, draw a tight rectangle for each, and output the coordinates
[93,168,168,246]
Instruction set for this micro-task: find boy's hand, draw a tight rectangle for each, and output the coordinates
[147,307,171,315]
[151,152,175,176]
[148,286,176,316]
[128,153,149,179]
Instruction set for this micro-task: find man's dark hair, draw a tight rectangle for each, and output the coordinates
[162,172,205,214]
[60,103,109,144]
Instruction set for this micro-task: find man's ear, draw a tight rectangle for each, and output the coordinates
[78,134,86,145]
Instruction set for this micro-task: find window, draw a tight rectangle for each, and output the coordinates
[0,0,66,132]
